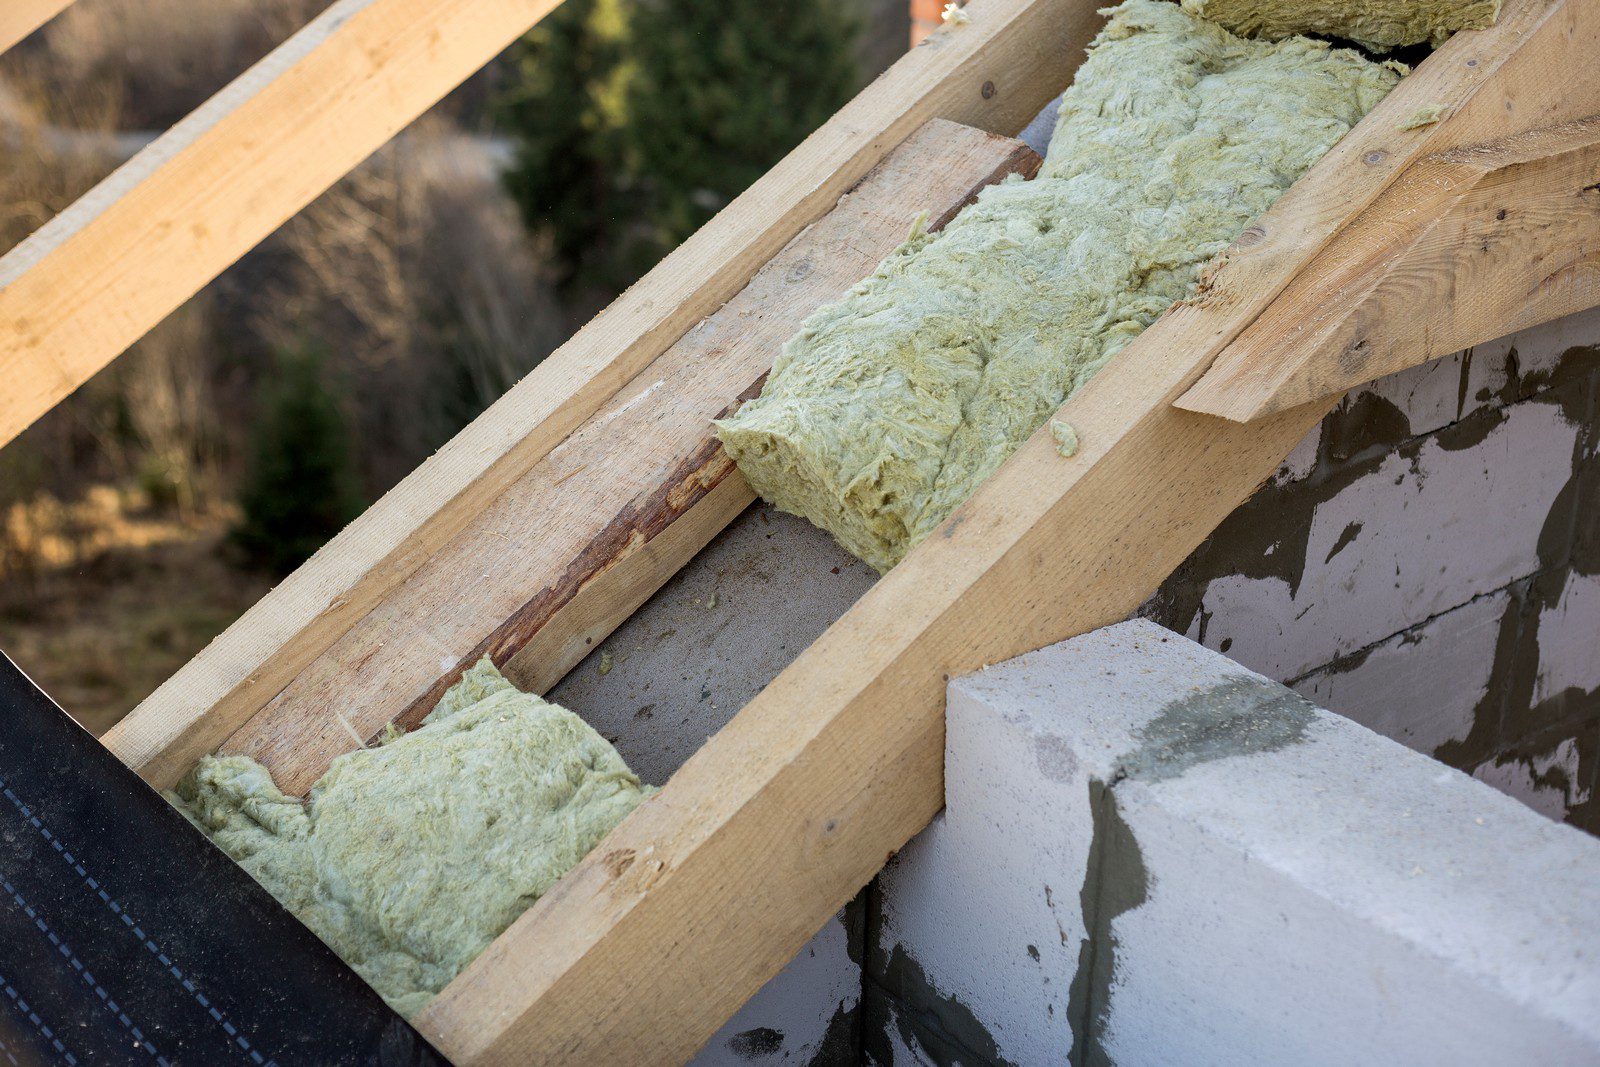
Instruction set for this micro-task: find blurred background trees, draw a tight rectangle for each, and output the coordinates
[500,0,860,295]
[0,0,899,731]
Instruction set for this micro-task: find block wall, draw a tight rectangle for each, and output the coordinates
[1145,307,1600,833]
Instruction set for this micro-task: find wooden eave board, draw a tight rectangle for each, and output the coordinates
[98,0,1594,1062]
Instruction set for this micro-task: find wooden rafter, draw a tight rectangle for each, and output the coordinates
[1176,114,1600,421]
[93,0,1600,1062]
[415,2,1600,1061]
[212,121,1040,799]
[0,0,72,56]
[0,0,568,449]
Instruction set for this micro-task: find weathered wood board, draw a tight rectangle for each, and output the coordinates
[102,0,1106,790]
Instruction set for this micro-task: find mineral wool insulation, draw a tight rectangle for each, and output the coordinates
[717,0,1404,572]
[1181,0,1500,51]
[170,659,654,1017]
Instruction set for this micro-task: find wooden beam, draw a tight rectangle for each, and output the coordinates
[103,0,1105,789]
[410,2,1599,1062]
[201,122,1038,797]
[0,0,567,450]
[0,0,71,56]
[1175,114,1600,422]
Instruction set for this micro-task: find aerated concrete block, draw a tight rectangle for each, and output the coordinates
[870,620,1600,1065]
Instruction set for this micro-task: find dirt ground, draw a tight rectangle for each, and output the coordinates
[0,489,269,735]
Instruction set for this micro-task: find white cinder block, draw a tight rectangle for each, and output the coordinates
[1535,571,1600,704]
[1293,588,1509,755]
[873,620,1600,1065]
[1187,397,1582,680]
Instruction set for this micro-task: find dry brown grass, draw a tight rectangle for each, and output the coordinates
[0,488,269,735]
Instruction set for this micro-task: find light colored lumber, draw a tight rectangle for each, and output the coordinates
[0,0,567,448]
[103,0,1103,789]
[1176,114,1600,421]
[412,2,1599,1062]
[210,121,1041,798]
[0,0,71,55]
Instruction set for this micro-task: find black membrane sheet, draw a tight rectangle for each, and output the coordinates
[0,652,449,1066]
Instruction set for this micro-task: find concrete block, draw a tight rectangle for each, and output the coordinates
[1354,306,1596,443]
[1532,570,1600,708]
[1173,391,1586,681]
[872,620,1600,1065]
[696,902,863,1066]
[1292,588,1510,757]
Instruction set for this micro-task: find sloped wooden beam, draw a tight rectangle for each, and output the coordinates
[1177,114,1600,422]
[0,0,569,449]
[104,0,1106,790]
[211,122,1040,798]
[412,1,1600,1061]
[0,0,72,56]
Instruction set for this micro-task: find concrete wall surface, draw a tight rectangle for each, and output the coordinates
[867,621,1600,1066]
[1147,307,1600,832]
[550,503,875,1066]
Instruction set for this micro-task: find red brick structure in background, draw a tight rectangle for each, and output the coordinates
[910,0,945,45]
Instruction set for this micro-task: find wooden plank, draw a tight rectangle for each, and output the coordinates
[0,0,568,448]
[102,0,1104,788]
[1176,114,1600,422]
[209,121,1041,798]
[0,0,71,56]
[410,2,1596,1062]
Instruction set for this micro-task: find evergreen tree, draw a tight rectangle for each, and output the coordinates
[497,0,631,289]
[497,0,860,288]
[233,344,363,576]
[620,0,860,260]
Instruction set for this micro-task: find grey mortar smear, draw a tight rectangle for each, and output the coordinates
[1066,675,1317,1063]
[1117,675,1320,784]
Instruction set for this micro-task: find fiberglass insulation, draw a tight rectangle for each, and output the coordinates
[715,0,1401,572]
[170,659,654,1017]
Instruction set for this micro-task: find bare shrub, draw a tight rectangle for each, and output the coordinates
[249,118,565,492]
[31,0,323,129]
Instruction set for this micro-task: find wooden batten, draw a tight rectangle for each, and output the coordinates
[103,0,1105,791]
[0,0,72,56]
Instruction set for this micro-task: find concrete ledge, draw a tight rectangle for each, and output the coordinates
[870,620,1600,1065]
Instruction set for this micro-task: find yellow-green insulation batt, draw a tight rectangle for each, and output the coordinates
[1181,0,1500,51]
[715,0,1401,572]
[169,659,654,1017]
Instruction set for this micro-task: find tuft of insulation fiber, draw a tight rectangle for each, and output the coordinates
[1181,0,1500,52]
